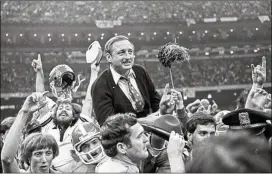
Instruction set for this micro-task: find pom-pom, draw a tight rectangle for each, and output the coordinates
[157,42,190,68]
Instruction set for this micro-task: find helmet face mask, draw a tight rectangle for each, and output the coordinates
[50,82,73,101]
[74,135,105,164]
[72,123,106,165]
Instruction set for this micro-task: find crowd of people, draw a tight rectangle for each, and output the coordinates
[1,35,271,173]
[1,52,271,93]
[1,1,270,24]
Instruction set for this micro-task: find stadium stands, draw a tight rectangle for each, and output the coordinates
[1,1,270,24]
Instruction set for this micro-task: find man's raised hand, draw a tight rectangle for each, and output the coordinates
[245,87,270,111]
[160,83,175,115]
[251,56,266,87]
[21,91,49,114]
[31,54,43,72]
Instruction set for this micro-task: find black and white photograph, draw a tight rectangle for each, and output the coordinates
[1,1,271,173]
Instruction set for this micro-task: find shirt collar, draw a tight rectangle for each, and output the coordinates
[110,65,136,85]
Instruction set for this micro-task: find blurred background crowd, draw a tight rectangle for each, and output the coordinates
[1,54,271,93]
[1,1,270,24]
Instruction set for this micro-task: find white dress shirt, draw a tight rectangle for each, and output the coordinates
[110,65,144,110]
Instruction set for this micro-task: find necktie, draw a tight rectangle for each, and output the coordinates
[121,77,144,112]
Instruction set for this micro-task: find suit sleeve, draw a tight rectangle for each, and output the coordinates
[91,79,115,126]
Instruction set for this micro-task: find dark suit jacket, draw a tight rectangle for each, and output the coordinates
[91,64,161,126]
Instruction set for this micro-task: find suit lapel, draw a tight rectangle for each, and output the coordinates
[106,67,131,103]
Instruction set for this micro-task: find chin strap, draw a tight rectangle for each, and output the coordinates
[50,82,73,102]
[50,82,59,99]
[72,74,86,93]
[50,74,85,102]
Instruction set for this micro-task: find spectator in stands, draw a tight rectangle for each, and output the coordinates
[1,1,270,24]
[1,54,271,93]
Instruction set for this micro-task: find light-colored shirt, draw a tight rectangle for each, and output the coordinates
[95,157,139,173]
[110,65,144,110]
[63,160,96,173]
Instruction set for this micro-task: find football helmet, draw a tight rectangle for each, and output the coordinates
[71,122,105,164]
[49,64,76,100]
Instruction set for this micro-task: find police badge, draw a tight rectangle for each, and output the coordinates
[238,112,251,127]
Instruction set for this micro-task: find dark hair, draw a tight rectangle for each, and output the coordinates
[186,112,216,134]
[186,131,271,173]
[100,113,137,157]
[0,117,15,134]
[52,101,82,126]
[20,133,59,166]
[104,35,134,55]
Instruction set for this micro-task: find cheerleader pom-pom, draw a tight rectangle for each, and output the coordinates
[157,42,190,68]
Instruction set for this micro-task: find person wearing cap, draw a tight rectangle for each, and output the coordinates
[185,112,216,162]
[222,108,271,140]
[91,35,161,126]
[96,113,149,173]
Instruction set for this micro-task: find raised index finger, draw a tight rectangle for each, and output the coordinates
[163,83,170,96]
[38,54,42,62]
[262,56,266,69]
[251,64,255,73]
[262,56,266,77]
